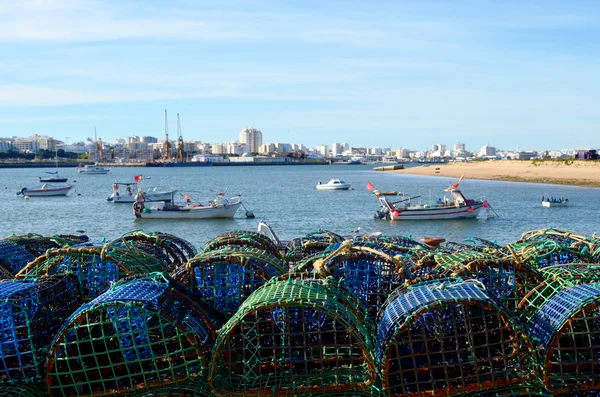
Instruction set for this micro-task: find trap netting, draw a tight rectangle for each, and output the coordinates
[518,265,600,322]
[357,235,428,255]
[507,236,589,271]
[529,283,600,394]
[5,234,88,257]
[131,378,211,396]
[0,240,35,277]
[204,231,283,262]
[46,273,219,397]
[209,278,376,397]
[309,240,410,319]
[284,229,344,268]
[174,247,285,317]
[111,230,197,274]
[15,244,167,301]
[460,385,553,396]
[0,384,49,397]
[520,228,600,261]
[377,280,535,397]
[0,275,82,384]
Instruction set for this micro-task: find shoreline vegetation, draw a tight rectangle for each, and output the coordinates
[394,159,600,187]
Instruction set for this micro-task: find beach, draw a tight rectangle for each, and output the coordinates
[393,160,600,187]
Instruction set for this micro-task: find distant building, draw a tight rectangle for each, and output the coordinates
[13,139,40,153]
[140,136,158,143]
[0,140,14,152]
[317,145,329,156]
[239,128,263,153]
[479,145,497,157]
[191,155,224,163]
[454,142,465,152]
[331,143,343,157]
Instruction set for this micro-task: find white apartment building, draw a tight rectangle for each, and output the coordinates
[479,145,497,157]
[317,145,329,156]
[331,143,343,157]
[239,128,263,153]
[454,142,466,152]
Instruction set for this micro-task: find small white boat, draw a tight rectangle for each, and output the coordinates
[77,164,109,174]
[107,182,174,203]
[542,198,568,207]
[373,176,491,221]
[133,191,243,219]
[17,183,72,197]
[315,179,352,190]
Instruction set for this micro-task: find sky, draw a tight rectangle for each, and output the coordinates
[0,0,599,152]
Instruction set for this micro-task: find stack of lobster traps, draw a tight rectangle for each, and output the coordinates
[0,227,600,396]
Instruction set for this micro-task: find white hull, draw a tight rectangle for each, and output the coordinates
[542,201,568,207]
[21,186,72,196]
[315,185,351,190]
[389,204,485,220]
[110,191,174,203]
[135,201,242,219]
[78,169,109,174]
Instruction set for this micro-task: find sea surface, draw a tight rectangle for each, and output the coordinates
[1,164,598,249]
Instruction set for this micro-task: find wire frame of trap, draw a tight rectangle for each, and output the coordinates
[111,230,197,274]
[130,378,211,396]
[310,240,410,320]
[15,244,167,301]
[0,240,35,277]
[529,283,600,394]
[4,234,88,257]
[0,275,82,384]
[204,230,283,261]
[209,278,376,397]
[0,384,50,397]
[506,239,587,271]
[46,273,219,397]
[174,247,285,318]
[377,280,535,397]
[284,230,344,268]
[459,384,553,396]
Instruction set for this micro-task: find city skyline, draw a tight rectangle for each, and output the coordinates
[1,1,599,149]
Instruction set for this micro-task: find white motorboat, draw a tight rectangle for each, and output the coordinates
[17,183,72,197]
[542,198,568,207]
[107,182,174,203]
[133,191,243,219]
[315,179,352,190]
[372,176,491,221]
[77,164,109,174]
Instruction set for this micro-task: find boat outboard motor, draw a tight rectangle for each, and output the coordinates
[16,187,26,196]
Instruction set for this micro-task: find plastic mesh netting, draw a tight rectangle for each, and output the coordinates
[15,244,167,301]
[0,240,35,277]
[209,278,376,396]
[378,280,535,397]
[5,234,88,257]
[0,384,49,397]
[204,231,283,262]
[0,275,82,384]
[46,273,219,397]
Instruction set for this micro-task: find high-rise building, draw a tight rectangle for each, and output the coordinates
[454,142,465,152]
[239,128,263,153]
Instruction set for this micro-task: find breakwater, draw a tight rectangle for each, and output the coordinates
[1,227,600,396]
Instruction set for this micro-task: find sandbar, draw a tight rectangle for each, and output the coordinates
[392,160,600,187]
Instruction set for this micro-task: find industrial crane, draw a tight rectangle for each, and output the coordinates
[163,110,171,160]
[176,113,185,162]
[87,129,103,162]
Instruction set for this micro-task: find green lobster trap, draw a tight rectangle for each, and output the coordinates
[0,240,35,277]
[209,278,376,397]
[4,234,88,257]
[284,230,344,268]
[111,230,198,274]
[0,275,82,384]
[0,384,49,397]
[204,231,283,262]
[377,280,535,397]
[15,244,167,301]
[529,283,600,394]
[46,273,219,397]
[174,247,285,318]
[131,378,211,396]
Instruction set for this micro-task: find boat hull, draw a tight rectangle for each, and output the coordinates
[134,202,242,219]
[389,203,485,220]
[315,186,351,190]
[21,186,72,196]
[39,177,68,183]
[78,170,109,174]
[542,201,568,207]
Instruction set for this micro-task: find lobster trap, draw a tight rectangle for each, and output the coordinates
[4,234,88,257]
[46,273,219,397]
[15,244,167,301]
[0,275,82,384]
[529,283,600,394]
[209,278,376,397]
[204,231,283,262]
[0,384,49,397]
[284,230,344,268]
[377,280,535,397]
[309,240,410,319]
[111,230,198,274]
[0,240,35,277]
[174,247,285,317]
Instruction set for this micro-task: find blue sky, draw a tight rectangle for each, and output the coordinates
[1,0,599,151]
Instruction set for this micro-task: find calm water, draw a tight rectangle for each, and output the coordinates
[1,164,598,249]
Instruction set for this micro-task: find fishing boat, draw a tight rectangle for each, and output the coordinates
[133,190,243,219]
[542,197,568,207]
[77,164,109,174]
[17,183,72,197]
[39,149,68,182]
[315,179,352,190]
[371,176,491,221]
[107,182,174,203]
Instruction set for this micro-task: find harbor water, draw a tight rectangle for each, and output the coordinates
[1,164,598,247]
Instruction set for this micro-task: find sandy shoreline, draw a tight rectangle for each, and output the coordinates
[392,160,600,187]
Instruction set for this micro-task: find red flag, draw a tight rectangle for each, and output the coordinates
[366,182,374,191]
[451,174,464,189]
[217,187,228,197]
[134,175,142,181]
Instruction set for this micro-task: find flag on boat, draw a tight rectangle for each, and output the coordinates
[451,174,464,189]
[366,182,374,191]
[217,187,228,197]
[134,175,143,181]
[184,194,191,201]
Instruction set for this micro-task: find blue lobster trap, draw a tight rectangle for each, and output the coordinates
[0,240,35,277]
